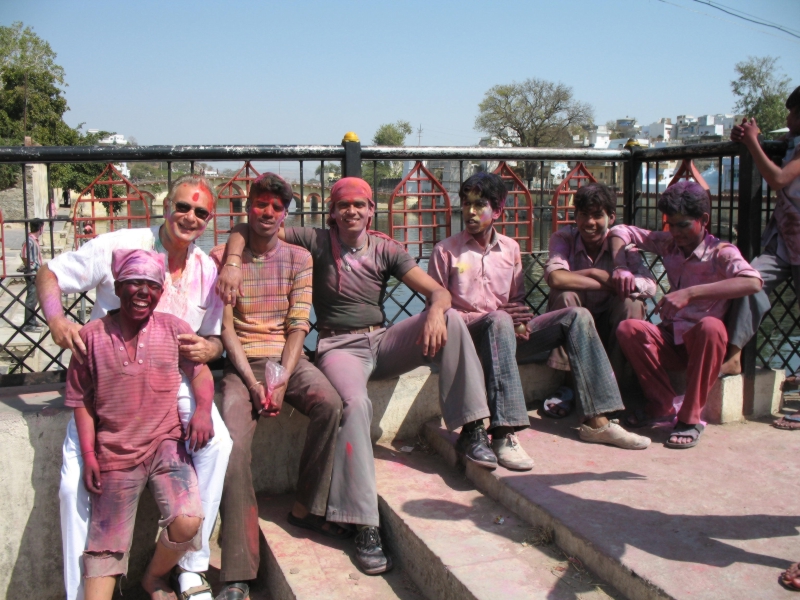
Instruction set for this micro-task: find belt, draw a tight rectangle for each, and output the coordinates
[317,324,383,340]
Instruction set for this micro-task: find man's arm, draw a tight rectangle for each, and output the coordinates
[732,118,800,190]
[185,365,215,451]
[262,329,305,417]
[656,276,763,321]
[547,268,613,291]
[401,266,451,357]
[221,305,267,412]
[36,264,87,361]
[215,224,252,306]
[177,334,223,363]
[74,406,102,494]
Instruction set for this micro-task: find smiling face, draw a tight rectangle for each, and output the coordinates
[332,197,374,235]
[665,212,709,255]
[162,183,214,247]
[247,192,287,240]
[114,279,164,325]
[462,191,502,236]
[575,204,615,247]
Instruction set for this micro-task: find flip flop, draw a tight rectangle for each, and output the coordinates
[542,387,574,419]
[664,422,704,449]
[287,512,353,540]
[774,413,800,430]
[779,562,800,592]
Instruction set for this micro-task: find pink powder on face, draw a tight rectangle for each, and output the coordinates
[192,192,200,201]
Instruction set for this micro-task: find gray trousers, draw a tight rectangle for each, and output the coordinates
[725,245,785,349]
[467,311,532,431]
[517,307,625,420]
[23,272,38,328]
[315,308,489,526]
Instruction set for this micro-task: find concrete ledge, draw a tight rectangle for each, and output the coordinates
[0,362,560,599]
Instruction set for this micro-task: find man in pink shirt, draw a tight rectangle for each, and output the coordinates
[429,173,651,454]
[66,249,214,600]
[610,181,763,448]
[544,183,656,416]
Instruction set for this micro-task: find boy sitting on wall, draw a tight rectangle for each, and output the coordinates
[428,172,651,454]
[65,249,215,600]
[611,181,763,449]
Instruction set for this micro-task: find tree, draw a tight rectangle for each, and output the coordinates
[363,121,412,188]
[731,56,791,136]
[475,78,594,183]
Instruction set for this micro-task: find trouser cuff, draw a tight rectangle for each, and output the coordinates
[83,551,129,578]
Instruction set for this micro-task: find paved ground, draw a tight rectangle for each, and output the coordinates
[472,405,800,599]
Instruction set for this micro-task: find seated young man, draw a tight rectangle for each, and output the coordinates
[65,249,215,600]
[730,87,800,431]
[544,182,655,417]
[210,174,344,598]
[428,172,651,452]
[610,181,763,449]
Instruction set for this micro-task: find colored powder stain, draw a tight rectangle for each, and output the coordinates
[346,442,353,457]
[192,192,200,201]
[456,262,469,274]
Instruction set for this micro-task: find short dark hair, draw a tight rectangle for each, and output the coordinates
[786,86,800,111]
[29,218,43,233]
[458,172,508,213]
[248,172,293,208]
[657,180,709,219]
[574,183,616,217]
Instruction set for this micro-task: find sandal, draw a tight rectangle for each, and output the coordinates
[664,422,704,449]
[214,582,249,600]
[170,567,213,600]
[287,512,353,540]
[779,562,800,592]
[774,413,800,430]
[542,387,574,419]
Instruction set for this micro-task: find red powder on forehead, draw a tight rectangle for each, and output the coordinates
[192,192,200,201]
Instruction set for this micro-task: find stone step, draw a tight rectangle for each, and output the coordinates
[255,493,424,600]
[373,443,620,600]
[421,416,800,600]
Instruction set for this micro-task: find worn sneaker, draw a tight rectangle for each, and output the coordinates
[354,526,392,575]
[579,421,651,450]
[456,425,498,469]
[491,433,534,471]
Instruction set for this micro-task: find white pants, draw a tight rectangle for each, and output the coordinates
[59,375,232,600]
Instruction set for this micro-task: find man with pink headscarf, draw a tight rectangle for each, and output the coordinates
[66,249,213,599]
[220,177,491,576]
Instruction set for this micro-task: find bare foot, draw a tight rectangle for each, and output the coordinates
[142,570,177,600]
[719,347,741,376]
[780,561,800,590]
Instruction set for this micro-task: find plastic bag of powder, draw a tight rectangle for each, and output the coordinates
[264,360,290,400]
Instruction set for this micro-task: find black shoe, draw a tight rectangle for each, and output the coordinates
[354,526,392,575]
[456,425,498,469]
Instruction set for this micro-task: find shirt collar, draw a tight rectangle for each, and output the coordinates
[573,227,610,261]
[461,227,499,252]
[688,233,715,261]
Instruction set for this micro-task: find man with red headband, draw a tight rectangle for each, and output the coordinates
[220,177,492,576]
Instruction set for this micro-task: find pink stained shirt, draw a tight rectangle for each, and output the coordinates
[545,225,656,313]
[64,311,204,471]
[609,225,763,344]
[427,229,524,325]
[762,136,800,264]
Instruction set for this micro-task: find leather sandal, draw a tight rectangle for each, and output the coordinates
[214,582,249,600]
[170,567,213,599]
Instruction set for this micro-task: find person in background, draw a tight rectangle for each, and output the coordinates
[21,218,44,332]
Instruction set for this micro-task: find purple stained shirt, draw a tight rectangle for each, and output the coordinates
[427,229,524,324]
[545,225,656,313]
[610,225,763,344]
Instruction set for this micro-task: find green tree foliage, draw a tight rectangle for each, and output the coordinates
[363,120,412,189]
[0,22,106,192]
[731,56,791,136]
[475,78,594,182]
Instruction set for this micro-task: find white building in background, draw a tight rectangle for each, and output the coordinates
[88,130,131,177]
[641,119,673,143]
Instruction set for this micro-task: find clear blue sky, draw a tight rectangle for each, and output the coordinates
[2,0,798,148]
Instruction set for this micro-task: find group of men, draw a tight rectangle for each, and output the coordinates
[38,85,800,599]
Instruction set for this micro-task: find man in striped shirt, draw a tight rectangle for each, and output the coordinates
[209,173,343,600]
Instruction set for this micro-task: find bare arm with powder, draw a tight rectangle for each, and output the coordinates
[185,365,215,451]
[401,266,451,357]
[37,264,87,362]
[732,118,800,190]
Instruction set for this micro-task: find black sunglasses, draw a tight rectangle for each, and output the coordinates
[173,201,211,221]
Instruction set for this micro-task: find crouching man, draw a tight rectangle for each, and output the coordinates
[210,174,344,600]
[611,181,763,448]
[66,250,212,599]
[428,172,650,452]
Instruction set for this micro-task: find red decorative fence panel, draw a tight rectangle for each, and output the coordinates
[72,163,150,247]
[389,161,451,258]
[551,162,597,232]
[492,162,534,252]
[214,162,260,246]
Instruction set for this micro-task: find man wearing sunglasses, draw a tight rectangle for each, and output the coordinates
[37,174,232,600]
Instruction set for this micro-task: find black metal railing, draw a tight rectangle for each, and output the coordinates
[0,139,791,391]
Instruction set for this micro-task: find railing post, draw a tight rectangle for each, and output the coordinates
[341,132,362,178]
[737,145,763,415]
[622,157,642,225]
